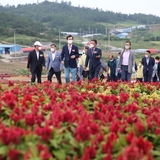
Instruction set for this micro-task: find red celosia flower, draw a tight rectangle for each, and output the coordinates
[24,113,35,126]
[102,133,117,154]
[126,131,135,144]
[135,121,145,134]
[0,126,25,145]
[1,92,17,109]
[133,92,140,99]
[8,149,21,160]
[35,126,53,142]
[75,124,91,142]
[8,81,14,87]
[120,91,129,103]
[110,121,120,133]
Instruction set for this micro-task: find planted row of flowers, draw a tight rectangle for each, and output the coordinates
[0,80,160,160]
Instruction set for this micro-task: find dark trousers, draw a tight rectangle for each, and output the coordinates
[152,74,158,82]
[109,73,116,82]
[121,65,132,82]
[48,68,62,84]
[83,71,89,79]
[116,73,121,81]
[90,67,101,81]
[143,70,152,82]
[136,78,143,82]
[31,67,42,83]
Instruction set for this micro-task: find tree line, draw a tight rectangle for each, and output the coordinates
[0,1,160,39]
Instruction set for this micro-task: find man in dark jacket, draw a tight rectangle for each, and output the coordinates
[61,35,79,83]
[27,41,45,83]
[107,55,116,81]
[84,39,102,81]
[142,50,155,82]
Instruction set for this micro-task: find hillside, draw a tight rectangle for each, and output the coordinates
[0,1,160,36]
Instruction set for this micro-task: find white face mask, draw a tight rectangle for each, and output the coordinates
[68,40,73,44]
[118,56,120,59]
[89,44,94,48]
[125,46,130,50]
[155,60,159,63]
[50,48,55,52]
[145,55,149,58]
[38,47,42,50]
[138,63,141,66]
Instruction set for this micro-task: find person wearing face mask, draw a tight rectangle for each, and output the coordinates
[27,41,45,84]
[78,46,90,80]
[136,61,143,82]
[107,55,116,81]
[152,56,160,82]
[84,39,102,81]
[61,35,79,83]
[141,50,155,82]
[118,41,135,82]
[46,43,63,84]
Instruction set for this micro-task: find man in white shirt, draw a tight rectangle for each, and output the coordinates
[118,41,135,81]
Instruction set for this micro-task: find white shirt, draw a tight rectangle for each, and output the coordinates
[36,51,39,60]
[122,50,130,65]
[68,45,72,54]
[52,52,56,61]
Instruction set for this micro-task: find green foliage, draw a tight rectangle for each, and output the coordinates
[1,1,160,38]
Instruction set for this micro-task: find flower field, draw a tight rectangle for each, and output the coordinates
[0,80,160,160]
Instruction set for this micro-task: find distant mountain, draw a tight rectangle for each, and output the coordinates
[0,12,45,37]
[0,1,160,36]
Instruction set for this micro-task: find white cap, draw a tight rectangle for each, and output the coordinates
[34,41,42,46]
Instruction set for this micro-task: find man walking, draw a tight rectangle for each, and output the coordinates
[118,41,135,82]
[61,35,79,83]
[142,50,155,82]
[46,43,63,84]
[84,39,102,81]
[27,41,45,83]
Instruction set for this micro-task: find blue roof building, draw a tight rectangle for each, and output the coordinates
[0,44,22,54]
[116,33,128,39]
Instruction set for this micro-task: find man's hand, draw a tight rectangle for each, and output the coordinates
[84,66,86,71]
[70,55,76,59]
[61,61,64,64]
[43,66,46,71]
[96,55,100,58]
[27,68,30,72]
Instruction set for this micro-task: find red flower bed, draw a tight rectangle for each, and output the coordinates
[0,80,160,160]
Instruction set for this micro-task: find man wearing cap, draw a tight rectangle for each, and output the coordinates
[27,41,45,83]
[46,43,63,84]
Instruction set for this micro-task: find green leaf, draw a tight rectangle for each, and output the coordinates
[69,138,79,148]
[151,150,160,156]
[50,139,58,149]
[0,146,8,155]
[53,149,66,160]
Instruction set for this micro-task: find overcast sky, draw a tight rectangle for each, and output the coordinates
[0,0,160,17]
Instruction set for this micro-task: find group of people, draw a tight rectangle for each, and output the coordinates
[27,35,102,84]
[27,37,160,84]
[106,44,160,83]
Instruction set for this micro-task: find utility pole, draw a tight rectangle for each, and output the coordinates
[14,31,16,56]
[59,28,61,50]
[79,28,81,36]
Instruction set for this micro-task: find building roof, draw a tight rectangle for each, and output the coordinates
[22,47,45,52]
[0,44,20,48]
